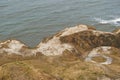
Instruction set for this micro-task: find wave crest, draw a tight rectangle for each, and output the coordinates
[94,17,120,26]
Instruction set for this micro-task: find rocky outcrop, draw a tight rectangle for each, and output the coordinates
[0,24,120,80]
[0,25,120,56]
[60,28,119,55]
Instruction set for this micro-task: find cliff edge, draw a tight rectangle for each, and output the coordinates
[0,24,120,80]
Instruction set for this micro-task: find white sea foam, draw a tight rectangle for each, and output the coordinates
[94,17,120,26]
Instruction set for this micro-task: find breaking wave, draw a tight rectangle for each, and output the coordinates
[94,17,120,26]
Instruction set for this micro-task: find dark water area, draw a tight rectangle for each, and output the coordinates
[0,0,120,47]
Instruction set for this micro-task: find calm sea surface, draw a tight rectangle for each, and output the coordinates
[0,0,120,47]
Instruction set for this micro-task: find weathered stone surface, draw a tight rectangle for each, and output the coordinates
[60,30,119,56]
[0,24,120,80]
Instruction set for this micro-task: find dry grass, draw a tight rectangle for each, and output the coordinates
[92,56,106,63]
[0,50,120,80]
[0,25,120,80]
[0,54,106,80]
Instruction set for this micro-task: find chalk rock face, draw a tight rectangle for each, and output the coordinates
[37,24,120,57]
[0,40,26,55]
[0,40,39,57]
[36,25,89,56]
[0,24,120,80]
[60,28,119,57]
[0,24,120,57]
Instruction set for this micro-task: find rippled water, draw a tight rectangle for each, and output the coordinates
[0,0,120,47]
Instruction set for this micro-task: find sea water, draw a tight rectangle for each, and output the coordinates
[0,0,120,47]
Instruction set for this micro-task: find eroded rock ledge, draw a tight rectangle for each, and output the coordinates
[0,24,120,80]
[0,24,120,56]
